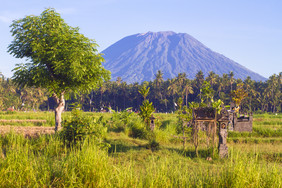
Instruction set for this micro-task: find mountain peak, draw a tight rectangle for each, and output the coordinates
[102,31,265,83]
[138,31,175,36]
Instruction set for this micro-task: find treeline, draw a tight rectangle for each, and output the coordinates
[0,71,281,113]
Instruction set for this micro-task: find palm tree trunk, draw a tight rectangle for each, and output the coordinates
[186,90,188,106]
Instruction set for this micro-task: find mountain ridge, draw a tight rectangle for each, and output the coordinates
[102,31,266,83]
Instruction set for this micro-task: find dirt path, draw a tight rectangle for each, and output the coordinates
[0,125,55,137]
[0,119,47,123]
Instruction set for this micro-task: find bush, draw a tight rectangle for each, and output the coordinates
[108,108,133,132]
[60,109,107,146]
[128,122,148,139]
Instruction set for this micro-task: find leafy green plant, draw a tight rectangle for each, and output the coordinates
[138,86,155,129]
[139,100,155,128]
[60,109,107,146]
[139,85,150,100]
[200,81,215,106]
[109,107,133,132]
[176,98,193,135]
[128,121,148,139]
[8,8,110,131]
[212,99,224,114]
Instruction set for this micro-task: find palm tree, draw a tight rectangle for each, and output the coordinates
[154,70,164,99]
[195,70,204,101]
[206,71,217,87]
[168,78,178,110]
[182,79,194,106]
[244,76,256,112]
[121,82,128,109]
[100,83,106,109]
[229,71,235,93]
[267,74,280,113]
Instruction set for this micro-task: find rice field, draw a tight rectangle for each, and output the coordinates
[0,111,281,187]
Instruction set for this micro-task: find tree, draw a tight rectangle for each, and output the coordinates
[244,76,256,112]
[229,71,235,92]
[139,84,150,100]
[8,9,110,131]
[168,78,178,110]
[183,79,193,106]
[153,70,164,109]
[154,70,164,96]
[231,83,247,111]
[266,74,280,113]
[206,71,217,88]
[200,81,214,106]
[195,70,204,101]
[138,86,155,129]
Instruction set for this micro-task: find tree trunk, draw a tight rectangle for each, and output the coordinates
[192,121,199,157]
[186,90,188,106]
[53,92,65,132]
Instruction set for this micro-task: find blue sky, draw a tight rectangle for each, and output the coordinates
[1,0,281,79]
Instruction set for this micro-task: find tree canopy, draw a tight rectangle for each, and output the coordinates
[8,8,110,130]
[8,8,110,97]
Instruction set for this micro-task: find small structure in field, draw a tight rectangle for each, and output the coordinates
[192,107,217,157]
[192,107,230,158]
[228,103,253,132]
[233,113,253,132]
[191,105,253,158]
[217,107,229,158]
[228,108,253,132]
[150,115,156,131]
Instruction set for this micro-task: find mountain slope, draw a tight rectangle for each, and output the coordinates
[102,31,265,83]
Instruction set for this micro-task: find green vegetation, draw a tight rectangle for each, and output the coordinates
[60,109,107,146]
[0,112,280,187]
[8,8,110,130]
[138,85,155,129]
[0,71,281,115]
[0,7,280,187]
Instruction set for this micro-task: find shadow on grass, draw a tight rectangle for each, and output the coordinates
[106,138,147,153]
[108,143,144,153]
[164,146,218,159]
[159,120,172,129]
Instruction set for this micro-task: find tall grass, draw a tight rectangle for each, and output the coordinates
[0,133,280,187]
[0,112,280,187]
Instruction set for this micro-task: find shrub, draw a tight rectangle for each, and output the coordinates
[128,122,148,139]
[108,107,133,132]
[60,109,107,146]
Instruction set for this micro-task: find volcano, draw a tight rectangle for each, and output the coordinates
[102,31,265,83]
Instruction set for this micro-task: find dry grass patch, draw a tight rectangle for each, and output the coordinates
[0,125,54,137]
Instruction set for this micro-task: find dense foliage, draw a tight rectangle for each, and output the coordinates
[8,9,110,96]
[60,109,107,146]
[7,8,110,130]
[1,71,280,113]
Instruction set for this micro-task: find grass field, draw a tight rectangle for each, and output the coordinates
[0,111,281,187]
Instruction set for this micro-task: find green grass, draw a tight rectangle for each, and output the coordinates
[0,111,113,127]
[0,132,280,187]
[254,113,282,119]
[0,111,281,187]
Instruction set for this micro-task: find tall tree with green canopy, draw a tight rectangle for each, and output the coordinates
[8,8,110,131]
